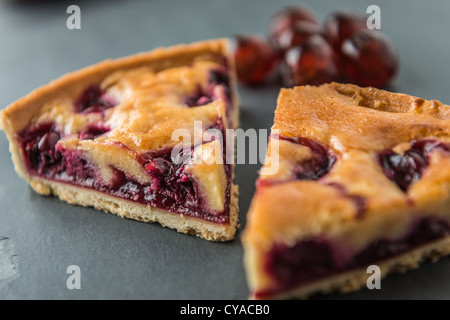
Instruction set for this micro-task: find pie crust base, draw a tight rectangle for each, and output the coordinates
[29,175,239,241]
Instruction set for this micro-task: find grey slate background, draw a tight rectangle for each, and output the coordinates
[1,0,450,299]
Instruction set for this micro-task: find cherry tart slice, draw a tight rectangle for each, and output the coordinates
[1,39,240,241]
[243,82,450,298]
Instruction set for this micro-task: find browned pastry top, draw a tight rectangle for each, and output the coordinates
[273,83,450,152]
[1,39,236,154]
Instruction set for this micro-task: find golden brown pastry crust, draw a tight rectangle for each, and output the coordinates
[273,83,450,152]
[1,39,240,241]
[1,38,239,174]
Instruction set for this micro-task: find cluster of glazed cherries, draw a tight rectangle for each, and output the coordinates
[231,6,399,88]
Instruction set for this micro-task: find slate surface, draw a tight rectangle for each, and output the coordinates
[1,0,450,299]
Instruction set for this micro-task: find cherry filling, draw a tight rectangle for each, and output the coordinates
[184,86,214,107]
[264,238,342,290]
[74,85,116,113]
[351,217,450,266]
[273,134,336,181]
[209,68,230,87]
[378,139,450,191]
[141,148,201,212]
[17,120,231,224]
[79,123,111,140]
[258,216,450,299]
[18,123,63,176]
[184,68,232,108]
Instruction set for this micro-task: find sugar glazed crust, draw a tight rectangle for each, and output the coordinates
[1,39,240,241]
[243,83,450,298]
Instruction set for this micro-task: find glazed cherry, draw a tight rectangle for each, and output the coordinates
[273,134,336,181]
[341,30,398,88]
[323,11,368,50]
[272,21,321,53]
[269,5,318,41]
[293,138,335,181]
[18,123,62,175]
[281,35,338,87]
[74,85,116,113]
[378,140,434,191]
[79,123,111,140]
[231,35,279,85]
[38,131,60,151]
[184,87,213,107]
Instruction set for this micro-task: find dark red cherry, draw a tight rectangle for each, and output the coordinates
[272,21,321,53]
[323,11,368,49]
[74,85,116,113]
[269,5,319,41]
[38,131,60,151]
[293,139,335,180]
[184,86,213,107]
[144,158,171,175]
[230,35,279,85]
[340,30,399,88]
[274,134,336,181]
[377,140,447,191]
[79,124,111,140]
[281,35,338,87]
[110,168,127,189]
[18,123,62,175]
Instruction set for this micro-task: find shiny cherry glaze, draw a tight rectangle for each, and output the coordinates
[230,35,279,85]
[184,86,214,108]
[267,134,336,182]
[272,21,321,53]
[341,30,399,88]
[269,5,319,41]
[281,135,335,181]
[378,140,450,192]
[323,11,368,50]
[281,35,338,87]
[74,85,116,113]
[18,123,62,176]
[79,123,111,140]
[184,68,231,107]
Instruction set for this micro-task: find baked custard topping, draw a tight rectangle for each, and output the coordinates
[16,61,233,222]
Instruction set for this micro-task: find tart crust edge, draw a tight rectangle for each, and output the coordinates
[29,175,239,241]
